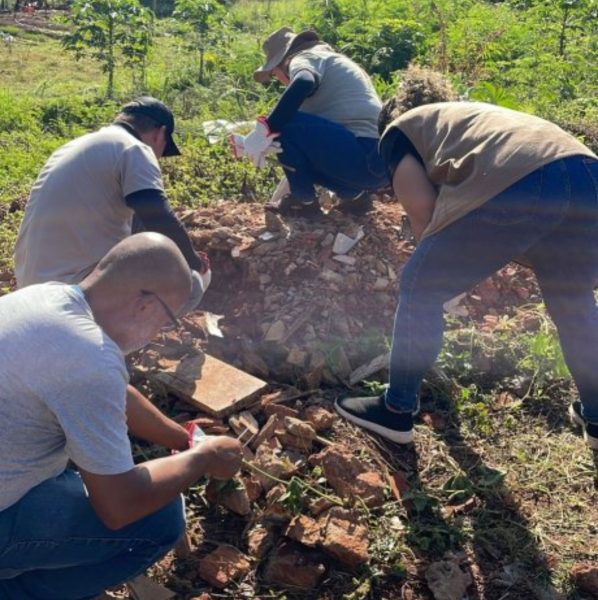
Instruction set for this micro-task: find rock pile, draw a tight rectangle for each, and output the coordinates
[177,200,539,387]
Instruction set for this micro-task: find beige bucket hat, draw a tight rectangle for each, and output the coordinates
[253,27,320,83]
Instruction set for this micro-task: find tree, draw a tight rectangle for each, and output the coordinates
[63,0,153,97]
[174,0,224,85]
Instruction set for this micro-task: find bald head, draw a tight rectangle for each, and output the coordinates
[80,233,193,353]
[85,232,192,311]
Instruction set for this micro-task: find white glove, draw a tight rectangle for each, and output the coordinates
[243,117,282,168]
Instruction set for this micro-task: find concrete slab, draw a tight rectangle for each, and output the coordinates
[148,353,268,417]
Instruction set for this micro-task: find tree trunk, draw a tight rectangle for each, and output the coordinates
[107,15,114,98]
[558,5,570,57]
[199,48,204,84]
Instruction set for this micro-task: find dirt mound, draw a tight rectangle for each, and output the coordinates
[176,199,539,387]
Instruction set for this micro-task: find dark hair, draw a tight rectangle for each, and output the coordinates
[378,65,458,135]
[113,112,161,134]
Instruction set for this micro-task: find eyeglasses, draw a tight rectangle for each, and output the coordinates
[140,290,180,328]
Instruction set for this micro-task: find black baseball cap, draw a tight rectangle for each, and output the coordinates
[121,96,181,157]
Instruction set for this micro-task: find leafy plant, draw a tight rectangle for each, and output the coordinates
[173,0,224,85]
[63,0,153,97]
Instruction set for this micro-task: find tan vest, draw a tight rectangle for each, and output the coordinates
[383,102,596,239]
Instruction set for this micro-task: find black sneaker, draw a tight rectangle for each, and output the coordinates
[265,194,323,217]
[335,395,416,444]
[569,401,598,450]
[335,191,373,216]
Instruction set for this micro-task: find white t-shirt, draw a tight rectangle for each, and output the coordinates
[0,283,133,512]
[14,124,164,288]
[289,46,382,139]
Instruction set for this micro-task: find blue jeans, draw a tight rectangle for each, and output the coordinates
[385,155,598,424]
[277,111,388,202]
[0,470,185,600]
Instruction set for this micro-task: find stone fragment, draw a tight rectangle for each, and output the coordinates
[349,352,389,385]
[373,277,389,290]
[571,563,598,596]
[127,575,175,600]
[310,445,385,507]
[264,210,285,232]
[246,521,275,558]
[320,268,344,285]
[425,560,472,600]
[320,508,369,568]
[327,346,352,381]
[188,416,224,430]
[308,497,336,516]
[228,411,259,441]
[263,403,299,420]
[353,472,386,507]
[277,432,313,454]
[205,478,251,516]
[333,254,356,266]
[253,445,299,491]
[264,543,326,589]
[250,415,279,450]
[283,416,318,441]
[286,346,307,368]
[302,406,336,432]
[241,474,263,502]
[332,229,363,254]
[264,320,286,342]
[284,514,323,548]
[198,545,251,589]
[321,232,335,247]
[240,349,270,379]
[263,484,294,522]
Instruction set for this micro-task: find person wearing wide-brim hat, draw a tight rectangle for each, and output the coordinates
[230,27,388,217]
[335,67,598,450]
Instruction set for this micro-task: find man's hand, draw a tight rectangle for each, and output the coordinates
[193,436,242,480]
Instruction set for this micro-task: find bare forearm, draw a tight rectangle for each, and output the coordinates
[392,154,437,241]
[81,450,208,530]
[126,384,188,451]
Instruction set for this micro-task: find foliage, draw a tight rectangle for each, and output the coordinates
[173,0,225,84]
[63,0,153,97]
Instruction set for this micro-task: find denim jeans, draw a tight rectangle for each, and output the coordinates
[385,155,598,424]
[277,111,388,202]
[0,470,185,600]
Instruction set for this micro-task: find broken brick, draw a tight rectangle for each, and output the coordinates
[264,542,326,589]
[284,514,323,548]
[246,521,275,559]
[198,545,251,589]
[264,403,299,420]
[205,479,251,516]
[302,405,336,432]
[250,414,279,450]
[571,563,598,596]
[283,416,318,441]
[320,508,369,568]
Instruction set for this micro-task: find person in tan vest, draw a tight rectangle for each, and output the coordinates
[336,67,598,449]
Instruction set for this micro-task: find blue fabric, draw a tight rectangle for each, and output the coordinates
[276,111,388,202]
[0,470,185,600]
[266,70,317,132]
[385,155,598,424]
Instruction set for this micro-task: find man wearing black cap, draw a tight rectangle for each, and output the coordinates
[14,96,210,295]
